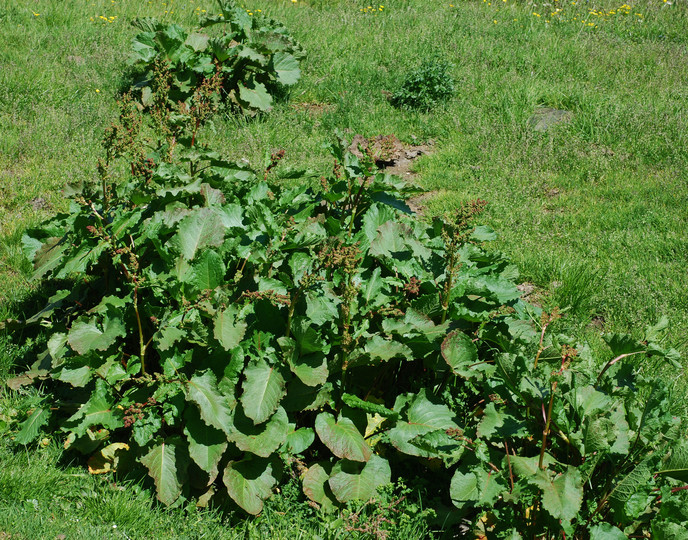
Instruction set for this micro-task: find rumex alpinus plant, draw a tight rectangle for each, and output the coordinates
[5,27,688,540]
[130,0,305,115]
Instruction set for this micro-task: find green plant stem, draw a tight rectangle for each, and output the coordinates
[133,284,147,376]
[533,321,550,370]
[440,251,456,324]
[285,287,302,339]
[538,380,558,470]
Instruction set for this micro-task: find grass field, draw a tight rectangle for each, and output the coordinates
[1,0,687,536]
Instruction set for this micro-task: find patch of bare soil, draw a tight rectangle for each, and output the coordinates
[407,190,441,215]
[290,101,335,115]
[347,134,434,178]
[346,134,438,214]
[587,316,605,331]
[517,282,544,308]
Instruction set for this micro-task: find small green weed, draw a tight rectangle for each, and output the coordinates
[390,59,455,112]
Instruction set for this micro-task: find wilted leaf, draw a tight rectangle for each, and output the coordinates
[88,443,130,474]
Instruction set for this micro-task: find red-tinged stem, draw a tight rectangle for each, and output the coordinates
[133,284,146,376]
[533,321,550,370]
[538,381,558,470]
[596,350,645,386]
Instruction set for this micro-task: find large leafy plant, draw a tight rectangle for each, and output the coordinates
[130,0,305,114]
[6,45,688,539]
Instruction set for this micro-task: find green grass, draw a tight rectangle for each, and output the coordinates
[1,0,688,535]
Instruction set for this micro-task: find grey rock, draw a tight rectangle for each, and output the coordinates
[527,108,572,132]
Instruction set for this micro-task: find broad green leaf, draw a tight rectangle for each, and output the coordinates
[57,365,92,388]
[288,252,311,285]
[570,385,612,417]
[587,524,627,540]
[409,430,464,466]
[64,380,122,437]
[305,288,340,326]
[282,426,315,455]
[184,31,209,51]
[272,52,300,85]
[608,456,654,513]
[190,249,225,290]
[388,390,458,457]
[15,408,50,445]
[477,402,527,439]
[315,412,371,462]
[529,467,583,522]
[183,408,227,484]
[509,454,557,478]
[441,330,481,379]
[173,207,226,261]
[156,324,186,352]
[289,353,329,387]
[302,462,337,511]
[131,32,157,62]
[370,221,411,257]
[450,466,505,509]
[364,335,412,362]
[140,438,188,506]
[238,80,272,111]
[328,455,391,503]
[230,406,289,458]
[213,306,247,351]
[362,203,396,245]
[282,379,333,412]
[658,440,688,482]
[68,317,125,355]
[292,318,330,355]
[132,412,162,447]
[240,359,287,424]
[186,371,233,436]
[223,456,279,515]
[238,46,267,65]
[360,267,386,308]
[471,225,497,242]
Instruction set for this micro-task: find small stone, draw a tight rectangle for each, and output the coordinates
[30,197,49,210]
[527,108,572,132]
[66,55,85,65]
